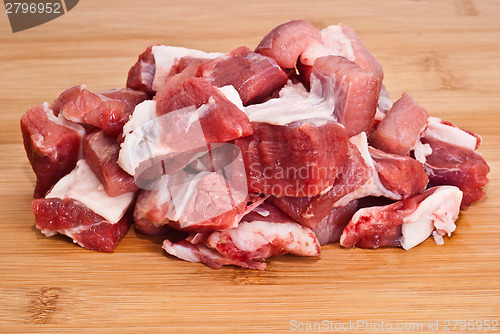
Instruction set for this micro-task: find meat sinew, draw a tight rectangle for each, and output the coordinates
[22,19,489,269]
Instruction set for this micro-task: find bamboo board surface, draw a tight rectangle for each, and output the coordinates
[1,0,500,333]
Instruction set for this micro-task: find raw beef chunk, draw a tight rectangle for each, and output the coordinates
[312,55,379,137]
[155,78,253,143]
[21,103,84,198]
[126,45,222,94]
[119,80,252,180]
[235,120,349,197]
[126,45,156,95]
[422,137,489,209]
[271,140,371,228]
[301,24,383,88]
[31,160,136,252]
[32,198,132,253]
[370,93,429,155]
[163,201,320,270]
[340,186,462,249]
[255,20,321,69]
[312,200,359,245]
[369,147,428,199]
[83,130,138,197]
[200,46,288,105]
[53,85,147,136]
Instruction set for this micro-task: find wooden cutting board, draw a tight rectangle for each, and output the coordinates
[1,0,499,332]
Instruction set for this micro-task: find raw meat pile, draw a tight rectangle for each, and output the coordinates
[21,20,490,270]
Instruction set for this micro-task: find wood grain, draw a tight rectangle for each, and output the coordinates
[1,0,499,333]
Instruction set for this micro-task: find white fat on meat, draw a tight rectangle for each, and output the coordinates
[151,45,223,91]
[374,109,386,121]
[122,100,157,135]
[163,240,201,263]
[162,239,266,270]
[144,170,249,230]
[118,100,159,176]
[334,132,401,207]
[167,171,210,226]
[377,85,393,113]
[412,140,433,164]
[46,159,135,224]
[39,229,58,237]
[423,117,479,151]
[411,116,480,164]
[401,186,463,249]
[300,24,355,66]
[218,85,244,112]
[118,100,206,176]
[244,79,335,125]
[252,206,270,217]
[40,221,103,247]
[139,174,173,225]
